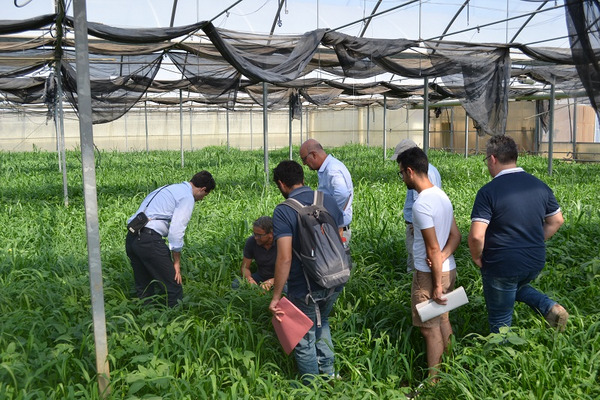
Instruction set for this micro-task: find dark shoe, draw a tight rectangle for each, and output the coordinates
[544,304,568,332]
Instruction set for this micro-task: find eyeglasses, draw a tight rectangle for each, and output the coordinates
[483,154,492,163]
[397,169,406,177]
[253,232,268,238]
[300,152,311,163]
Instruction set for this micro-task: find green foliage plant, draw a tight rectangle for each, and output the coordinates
[0,146,598,398]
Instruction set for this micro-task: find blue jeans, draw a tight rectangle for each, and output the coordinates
[290,289,340,381]
[481,270,556,333]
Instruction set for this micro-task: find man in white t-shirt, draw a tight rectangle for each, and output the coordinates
[397,147,461,381]
[390,139,442,272]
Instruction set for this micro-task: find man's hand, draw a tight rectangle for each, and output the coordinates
[260,278,274,291]
[270,236,292,321]
[269,297,285,322]
[172,251,182,284]
[173,262,182,284]
[247,276,258,285]
[432,285,447,305]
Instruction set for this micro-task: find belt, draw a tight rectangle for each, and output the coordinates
[342,225,350,231]
[405,221,413,225]
[140,227,158,235]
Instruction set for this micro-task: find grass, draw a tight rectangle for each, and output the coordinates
[0,144,599,399]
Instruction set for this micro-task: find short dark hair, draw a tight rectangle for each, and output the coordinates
[273,160,304,187]
[487,135,518,164]
[397,146,429,175]
[190,171,216,193]
[253,216,273,233]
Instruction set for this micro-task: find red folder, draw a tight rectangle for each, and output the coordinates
[271,297,314,355]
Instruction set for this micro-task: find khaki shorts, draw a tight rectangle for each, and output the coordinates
[411,269,457,328]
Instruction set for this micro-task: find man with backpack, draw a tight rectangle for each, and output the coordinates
[269,160,347,383]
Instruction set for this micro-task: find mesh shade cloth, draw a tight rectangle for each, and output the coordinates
[60,51,163,124]
[0,8,598,131]
[565,0,600,120]
[430,43,511,136]
[202,23,326,84]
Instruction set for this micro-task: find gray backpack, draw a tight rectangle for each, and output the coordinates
[283,191,351,290]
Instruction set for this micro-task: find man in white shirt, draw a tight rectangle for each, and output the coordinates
[397,147,460,380]
[299,139,353,245]
[126,171,215,307]
[390,139,442,272]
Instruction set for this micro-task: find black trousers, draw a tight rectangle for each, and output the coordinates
[125,229,182,307]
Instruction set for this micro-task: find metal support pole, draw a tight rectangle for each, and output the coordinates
[72,0,110,396]
[383,95,387,160]
[189,107,193,150]
[534,106,540,155]
[423,77,429,154]
[572,97,578,159]
[366,105,370,146]
[144,100,149,153]
[56,71,68,207]
[300,107,303,144]
[450,107,454,153]
[226,107,230,151]
[465,113,469,158]
[263,82,269,181]
[305,107,309,139]
[288,103,293,160]
[548,79,555,176]
[55,103,61,164]
[250,109,253,150]
[179,90,184,168]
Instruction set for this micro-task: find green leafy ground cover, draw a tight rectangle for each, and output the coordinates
[0,145,599,399]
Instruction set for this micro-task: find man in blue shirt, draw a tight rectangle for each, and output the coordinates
[299,139,353,245]
[126,171,215,307]
[468,135,567,333]
[269,160,344,382]
[390,138,442,272]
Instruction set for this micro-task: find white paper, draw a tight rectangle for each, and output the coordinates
[416,286,469,322]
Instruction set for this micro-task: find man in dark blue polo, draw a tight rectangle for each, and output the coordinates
[468,135,567,333]
[268,160,344,383]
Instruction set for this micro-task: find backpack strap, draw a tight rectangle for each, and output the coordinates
[313,190,324,206]
[282,197,304,213]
